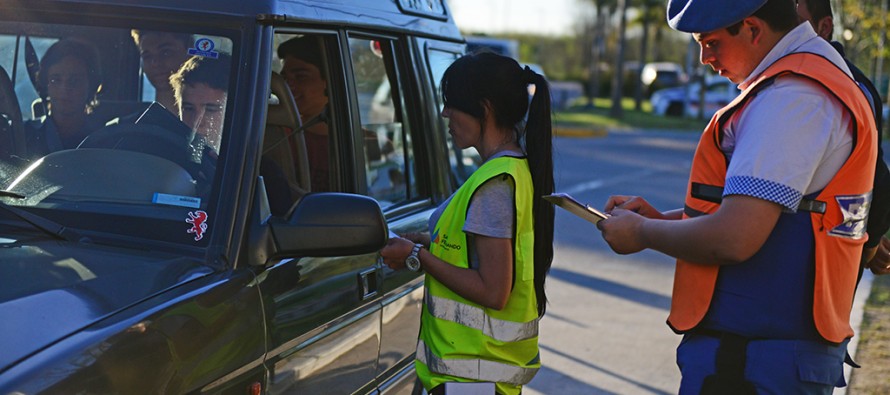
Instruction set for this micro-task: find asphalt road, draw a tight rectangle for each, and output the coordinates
[524,130,875,394]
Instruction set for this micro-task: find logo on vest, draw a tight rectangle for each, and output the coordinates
[434,232,462,252]
[829,193,871,239]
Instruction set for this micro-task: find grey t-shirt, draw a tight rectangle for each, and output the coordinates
[428,150,521,269]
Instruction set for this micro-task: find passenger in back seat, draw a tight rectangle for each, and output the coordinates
[131,30,193,117]
[23,38,104,160]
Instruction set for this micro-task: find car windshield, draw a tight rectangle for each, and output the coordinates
[0,13,236,245]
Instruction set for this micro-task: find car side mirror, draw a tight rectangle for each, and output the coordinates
[269,192,387,259]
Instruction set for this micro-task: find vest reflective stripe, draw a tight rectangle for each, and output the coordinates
[668,53,877,343]
[416,340,539,386]
[425,293,539,343]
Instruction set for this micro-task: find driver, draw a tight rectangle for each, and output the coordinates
[170,53,292,215]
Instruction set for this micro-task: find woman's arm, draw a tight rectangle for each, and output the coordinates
[381,235,513,310]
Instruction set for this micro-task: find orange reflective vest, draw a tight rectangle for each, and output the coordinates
[667,53,877,343]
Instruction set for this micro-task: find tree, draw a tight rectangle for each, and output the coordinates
[609,0,628,118]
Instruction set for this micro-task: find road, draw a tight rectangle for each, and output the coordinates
[525,130,696,394]
[523,129,876,394]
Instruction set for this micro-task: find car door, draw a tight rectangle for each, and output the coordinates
[345,33,467,393]
[258,30,383,395]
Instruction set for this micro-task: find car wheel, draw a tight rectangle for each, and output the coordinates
[666,102,684,117]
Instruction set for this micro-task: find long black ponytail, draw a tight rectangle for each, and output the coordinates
[441,52,554,317]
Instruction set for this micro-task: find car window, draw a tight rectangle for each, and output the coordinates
[348,36,417,209]
[0,18,236,244]
[426,47,479,184]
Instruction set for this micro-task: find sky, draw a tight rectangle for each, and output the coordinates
[448,0,593,36]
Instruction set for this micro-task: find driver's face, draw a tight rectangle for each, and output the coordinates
[179,83,226,152]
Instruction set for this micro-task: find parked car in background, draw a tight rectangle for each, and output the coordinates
[0,0,472,394]
[465,35,519,59]
[641,62,687,97]
[650,78,741,118]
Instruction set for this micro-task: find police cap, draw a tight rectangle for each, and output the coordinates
[667,0,768,33]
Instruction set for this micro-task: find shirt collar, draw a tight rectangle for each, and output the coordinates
[739,22,820,90]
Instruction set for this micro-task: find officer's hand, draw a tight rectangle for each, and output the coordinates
[598,208,647,255]
[866,236,890,275]
[604,195,664,219]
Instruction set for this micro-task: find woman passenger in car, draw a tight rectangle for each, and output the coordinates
[24,38,103,159]
[379,52,555,395]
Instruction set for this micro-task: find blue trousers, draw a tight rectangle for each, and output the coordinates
[676,334,849,394]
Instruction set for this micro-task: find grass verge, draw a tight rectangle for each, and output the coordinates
[849,274,890,394]
[553,97,709,134]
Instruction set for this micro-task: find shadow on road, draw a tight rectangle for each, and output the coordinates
[548,267,672,311]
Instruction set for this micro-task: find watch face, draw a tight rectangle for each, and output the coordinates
[405,256,421,271]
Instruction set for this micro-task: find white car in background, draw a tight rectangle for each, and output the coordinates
[650,78,740,118]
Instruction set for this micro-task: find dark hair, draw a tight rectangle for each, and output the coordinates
[800,0,832,21]
[130,30,193,49]
[441,52,555,316]
[728,0,799,34]
[277,36,325,75]
[170,53,232,99]
[37,38,102,110]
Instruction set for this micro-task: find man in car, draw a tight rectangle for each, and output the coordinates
[599,0,877,392]
[132,30,193,116]
[797,0,890,276]
[171,53,292,214]
[277,36,332,192]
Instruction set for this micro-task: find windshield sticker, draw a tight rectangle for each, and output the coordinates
[188,38,220,59]
[186,211,209,241]
[153,193,201,208]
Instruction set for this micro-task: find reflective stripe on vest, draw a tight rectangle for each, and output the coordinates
[425,293,539,343]
[416,340,539,386]
[668,52,877,343]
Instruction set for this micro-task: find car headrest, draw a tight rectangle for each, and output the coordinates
[267,72,301,130]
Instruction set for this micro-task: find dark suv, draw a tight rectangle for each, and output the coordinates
[0,0,478,393]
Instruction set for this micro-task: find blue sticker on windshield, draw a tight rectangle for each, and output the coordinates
[153,193,201,208]
[188,38,219,59]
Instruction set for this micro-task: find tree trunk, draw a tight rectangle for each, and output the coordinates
[634,4,651,111]
[609,0,627,118]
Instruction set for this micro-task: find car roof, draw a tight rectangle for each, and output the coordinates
[10,0,463,41]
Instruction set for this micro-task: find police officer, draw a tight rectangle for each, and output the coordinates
[598,0,877,393]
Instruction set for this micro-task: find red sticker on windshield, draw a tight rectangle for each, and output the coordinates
[185,210,209,241]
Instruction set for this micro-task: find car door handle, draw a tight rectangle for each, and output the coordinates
[358,267,379,300]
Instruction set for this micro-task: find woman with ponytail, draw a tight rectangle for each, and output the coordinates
[380,51,554,395]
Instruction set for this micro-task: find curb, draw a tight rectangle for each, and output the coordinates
[553,126,608,138]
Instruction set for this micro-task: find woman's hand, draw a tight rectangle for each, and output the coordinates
[401,232,431,247]
[379,237,415,270]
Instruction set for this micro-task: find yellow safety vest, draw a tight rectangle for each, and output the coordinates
[415,156,540,395]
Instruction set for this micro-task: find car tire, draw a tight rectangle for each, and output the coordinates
[666,102,684,117]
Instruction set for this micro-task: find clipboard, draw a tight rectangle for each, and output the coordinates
[542,193,608,225]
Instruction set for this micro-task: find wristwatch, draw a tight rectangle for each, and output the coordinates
[405,243,423,272]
